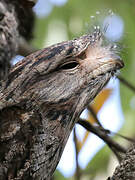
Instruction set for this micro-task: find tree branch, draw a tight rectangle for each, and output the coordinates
[0,0,35,81]
[0,0,19,80]
[73,127,82,180]
[77,119,126,160]
[118,75,135,93]
[108,144,135,180]
[87,105,102,126]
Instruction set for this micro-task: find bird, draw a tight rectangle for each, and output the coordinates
[0,26,124,180]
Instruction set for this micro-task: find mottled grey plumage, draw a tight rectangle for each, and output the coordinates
[0,27,124,179]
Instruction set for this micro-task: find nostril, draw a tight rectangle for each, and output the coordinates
[115,59,124,69]
[111,54,124,69]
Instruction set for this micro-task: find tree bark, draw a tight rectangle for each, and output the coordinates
[0,0,18,80]
[0,0,35,81]
[108,144,135,180]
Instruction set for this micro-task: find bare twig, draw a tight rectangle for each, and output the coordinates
[118,75,135,93]
[86,104,126,161]
[87,105,102,126]
[77,119,126,161]
[73,127,81,180]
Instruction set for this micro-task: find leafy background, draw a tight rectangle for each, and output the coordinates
[30,0,135,179]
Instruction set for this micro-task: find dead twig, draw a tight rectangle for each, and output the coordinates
[77,119,126,162]
[87,105,102,127]
[118,75,135,93]
[73,127,82,180]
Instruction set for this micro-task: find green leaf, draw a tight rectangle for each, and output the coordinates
[84,145,111,178]
[54,170,68,180]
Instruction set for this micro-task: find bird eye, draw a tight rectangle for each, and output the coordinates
[0,13,4,21]
[60,61,79,70]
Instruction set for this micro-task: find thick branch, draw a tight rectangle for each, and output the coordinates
[0,0,19,80]
[109,144,135,180]
[0,0,35,81]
